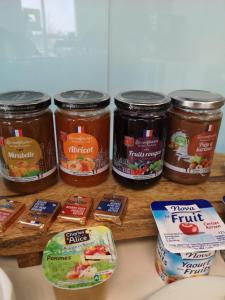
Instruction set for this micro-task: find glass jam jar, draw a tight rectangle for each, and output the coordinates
[0,91,57,194]
[164,90,225,184]
[112,91,170,188]
[54,90,110,187]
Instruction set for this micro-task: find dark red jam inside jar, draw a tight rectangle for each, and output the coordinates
[112,91,170,189]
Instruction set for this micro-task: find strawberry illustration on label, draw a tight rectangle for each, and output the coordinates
[84,245,111,261]
[179,223,199,235]
[66,262,93,279]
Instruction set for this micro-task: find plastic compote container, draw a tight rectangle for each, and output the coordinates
[42,226,117,300]
[151,199,225,284]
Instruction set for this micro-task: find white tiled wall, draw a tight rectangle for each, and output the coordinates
[0,0,224,152]
[109,0,225,152]
[0,0,109,94]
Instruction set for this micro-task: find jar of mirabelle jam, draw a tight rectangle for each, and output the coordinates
[0,91,57,194]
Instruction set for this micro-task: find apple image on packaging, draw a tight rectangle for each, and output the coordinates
[179,223,199,235]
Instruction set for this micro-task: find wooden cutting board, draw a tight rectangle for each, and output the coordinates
[0,153,224,267]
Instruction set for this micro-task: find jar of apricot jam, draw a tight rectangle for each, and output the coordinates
[0,91,57,194]
[164,90,225,184]
[54,90,110,187]
[113,91,170,188]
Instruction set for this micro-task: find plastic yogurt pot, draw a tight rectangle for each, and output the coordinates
[42,226,117,299]
[151,199,225,284]
[220,196,225,262]
[155,235,216,284]
[221,250,225,261]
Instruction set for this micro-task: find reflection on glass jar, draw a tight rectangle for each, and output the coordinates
[54,90,110,187]
[0,91,57,194]
[112,90,170,189]
[164,90,225,184]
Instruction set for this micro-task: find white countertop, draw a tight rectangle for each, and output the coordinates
[0,237,225,300]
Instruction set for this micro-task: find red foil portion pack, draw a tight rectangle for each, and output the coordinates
[58,195,93,225]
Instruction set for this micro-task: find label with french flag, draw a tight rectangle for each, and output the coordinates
[207,123,216,133]
[11,129,23,137]
[74,126,84,134]
[0,137,4,146]
[143,129,153,138]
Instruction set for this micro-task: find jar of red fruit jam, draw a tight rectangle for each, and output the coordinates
[112,90,170,188]
[0,91,57,194]
[54,90,110,187]
[164,90,225,184]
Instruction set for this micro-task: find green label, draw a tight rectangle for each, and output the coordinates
[42,226,117,290]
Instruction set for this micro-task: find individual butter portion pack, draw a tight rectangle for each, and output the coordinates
[0,199,25,232]
[57,195,92,225]
[94,194,128,225]
[18,199,60,232]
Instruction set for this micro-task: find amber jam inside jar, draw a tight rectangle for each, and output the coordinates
[164,90,225,184]
[0,91,57,194]
[54,90,110,187]
[112,91,170,189]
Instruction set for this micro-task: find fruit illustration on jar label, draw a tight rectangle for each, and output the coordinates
[166,122,218,176]
[179,223,199,235]
[59,126,108,176]
[0,128,55,182]
[113,130,163,180]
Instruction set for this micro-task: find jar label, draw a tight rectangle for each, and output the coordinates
[165,122,218,175]
[0,132,56,182]
[59,127,109,176]
[113,132,163,180]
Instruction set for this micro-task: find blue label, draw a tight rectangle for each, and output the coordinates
[151,199,212,211]
[223,196,225,204]
[30,220,41,225]
[96,199,122,214]
[30,200,58,214]
[0,199,14,210]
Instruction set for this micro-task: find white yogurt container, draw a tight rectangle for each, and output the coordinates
[155,235,216,284]
[221,250,225,261]
[220,196,225,262]
[151,199,225,284]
